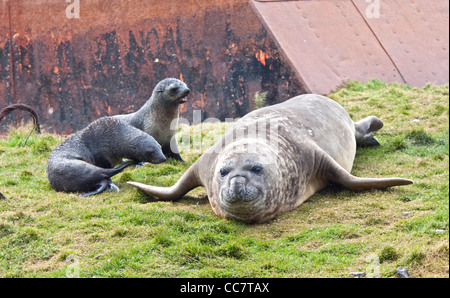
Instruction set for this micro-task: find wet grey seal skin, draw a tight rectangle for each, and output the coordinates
[128,94,413,223]
[47,117,166,197]
[113,78,190,161]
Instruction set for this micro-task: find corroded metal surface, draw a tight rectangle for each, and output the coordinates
[352,0,449,87]
[0,0,304,133]
[252,0,405,94]
[252,0,449,94]
[1,0,448,133]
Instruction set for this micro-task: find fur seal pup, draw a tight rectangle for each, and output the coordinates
[47,117,166,197]
[113,78,190,161]
[128,94,413,223]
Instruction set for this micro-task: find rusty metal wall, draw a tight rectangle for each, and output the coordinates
[0,0,305,133]
[252,0,449,95]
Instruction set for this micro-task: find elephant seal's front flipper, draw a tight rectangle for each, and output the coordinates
[355,116,384,147]
[128,160,203,200]
[324,152,413,191]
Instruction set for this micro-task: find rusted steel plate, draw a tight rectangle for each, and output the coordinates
[352,0,449,87]
[0,0,305,133]
[251,0,406,95]
[0,1,12,109]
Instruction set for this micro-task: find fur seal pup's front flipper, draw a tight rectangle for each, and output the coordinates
[323,152,413,191]
[162,138,184,161]
[128,160,202,200]
[355,116,384,147]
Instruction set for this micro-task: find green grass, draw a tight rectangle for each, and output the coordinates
[0,80,448,277]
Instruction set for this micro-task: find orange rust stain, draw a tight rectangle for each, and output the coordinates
[180,73,184,82]
[53,66,59,74]
[24,32,31,43]
[256,50,266,66]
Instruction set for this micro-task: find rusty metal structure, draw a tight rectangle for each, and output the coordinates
[1,0,448,133]
[252,0,449,94]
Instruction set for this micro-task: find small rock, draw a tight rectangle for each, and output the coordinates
[350,272,366,278]
[397,267,409,278]
[412,119,420,123]
[434,229,445,233]
[402,211,411,216]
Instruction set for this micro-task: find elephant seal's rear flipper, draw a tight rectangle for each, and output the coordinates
[325,153,413,191]
[355,116,384,147]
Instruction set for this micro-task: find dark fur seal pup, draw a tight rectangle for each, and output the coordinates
[128,94,413,223]
[113,78,190,161]
[47,117,166,197]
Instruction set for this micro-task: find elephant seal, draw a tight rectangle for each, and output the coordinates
[128,94,413,223]
[47,117,166,197]
[113,78,190,161]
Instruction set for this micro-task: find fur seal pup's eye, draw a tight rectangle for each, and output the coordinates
[170,86,180,93]
[219,168,230,177]
[251,165,263,175]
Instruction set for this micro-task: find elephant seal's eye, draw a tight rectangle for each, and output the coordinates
[251,165,263,175]
[220,168,229,177]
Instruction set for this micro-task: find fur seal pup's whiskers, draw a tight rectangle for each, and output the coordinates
[113,78,190,161]
[128,94,413,223]
[47,117,166,197]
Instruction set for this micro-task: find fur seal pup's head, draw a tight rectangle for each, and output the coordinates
[212,139,281,223]
[125,134,167,164]
[153,78,190,105]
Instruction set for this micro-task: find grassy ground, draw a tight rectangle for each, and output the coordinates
[0,80,448,278]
